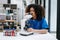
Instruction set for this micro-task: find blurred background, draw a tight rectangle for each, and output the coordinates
[0,0,57,33]
[0,0,57,40]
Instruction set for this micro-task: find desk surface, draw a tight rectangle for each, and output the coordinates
[0,32,57,40]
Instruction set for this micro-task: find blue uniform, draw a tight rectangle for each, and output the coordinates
[26,18,48,30]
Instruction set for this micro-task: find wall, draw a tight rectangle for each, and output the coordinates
[0,0,7,4]
[50,0,57,32]
[45,0,49,24]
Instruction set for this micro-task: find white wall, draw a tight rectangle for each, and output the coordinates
[45,0,49,24]
[50,0,57,32]
[26,0,35,5]
[11,0,25,24]
[0,0,7,4]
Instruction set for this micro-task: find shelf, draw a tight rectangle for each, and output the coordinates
[5,20,15,22]
[0,20,6,22]
[0,20,15,22]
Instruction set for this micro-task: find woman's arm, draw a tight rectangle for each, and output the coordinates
[27,28,48,34]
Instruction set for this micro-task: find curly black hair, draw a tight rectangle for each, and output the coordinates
[25,4,45,21]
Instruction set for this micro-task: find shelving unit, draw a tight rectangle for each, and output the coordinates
[0,4,18,32]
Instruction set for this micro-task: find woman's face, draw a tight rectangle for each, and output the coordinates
[30,7,36,19]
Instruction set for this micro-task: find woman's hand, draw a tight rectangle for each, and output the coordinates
[27,28,34,32]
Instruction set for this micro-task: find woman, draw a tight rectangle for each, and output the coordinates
[25,4,48,34]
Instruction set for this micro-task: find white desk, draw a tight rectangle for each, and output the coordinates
[0,32,57,40]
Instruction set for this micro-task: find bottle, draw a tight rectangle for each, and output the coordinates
[11,30,15,36]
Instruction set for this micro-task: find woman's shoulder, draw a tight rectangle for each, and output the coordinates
[42,17,45,20]
[39,17,46,23]
[39,17,45,21]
